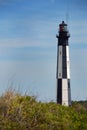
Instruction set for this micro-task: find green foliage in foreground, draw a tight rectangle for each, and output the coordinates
[0,91,87,130]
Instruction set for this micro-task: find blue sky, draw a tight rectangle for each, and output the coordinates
[0,0,87,101]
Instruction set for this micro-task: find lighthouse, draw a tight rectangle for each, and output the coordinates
[56,21,71,106]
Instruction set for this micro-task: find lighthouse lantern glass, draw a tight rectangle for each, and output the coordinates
[59,25,67,32]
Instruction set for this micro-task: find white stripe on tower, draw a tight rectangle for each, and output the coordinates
[62,79,68,106]
[58,46,62,79]
[66,46,70,79]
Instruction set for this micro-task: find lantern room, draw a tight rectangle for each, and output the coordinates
[59,21,68,32]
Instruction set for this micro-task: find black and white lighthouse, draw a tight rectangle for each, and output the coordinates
[56,21,71,106]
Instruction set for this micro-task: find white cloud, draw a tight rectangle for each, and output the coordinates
[0,37,55,48]
[0,59,56,100]
[0,18,57,48]
[68,20,87,44]
[70,47,87,100]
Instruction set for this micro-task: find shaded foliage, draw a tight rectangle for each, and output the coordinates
[0,90,87,130]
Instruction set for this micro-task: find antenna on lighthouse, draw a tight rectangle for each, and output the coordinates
[66,0,70,24]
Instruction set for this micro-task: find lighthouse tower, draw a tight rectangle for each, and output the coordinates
[56,21,71,106]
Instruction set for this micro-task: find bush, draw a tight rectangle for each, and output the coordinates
[0,90,87,130]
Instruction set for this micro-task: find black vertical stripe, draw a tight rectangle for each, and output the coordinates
[68,79,71,106]
[62,46,67,78]
[57,79,62,104]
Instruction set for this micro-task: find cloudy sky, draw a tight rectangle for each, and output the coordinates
[0,0,87,101]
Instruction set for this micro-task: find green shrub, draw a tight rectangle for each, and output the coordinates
[0,90,87,130]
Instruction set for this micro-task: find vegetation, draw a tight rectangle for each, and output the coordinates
[0,90,87,130]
